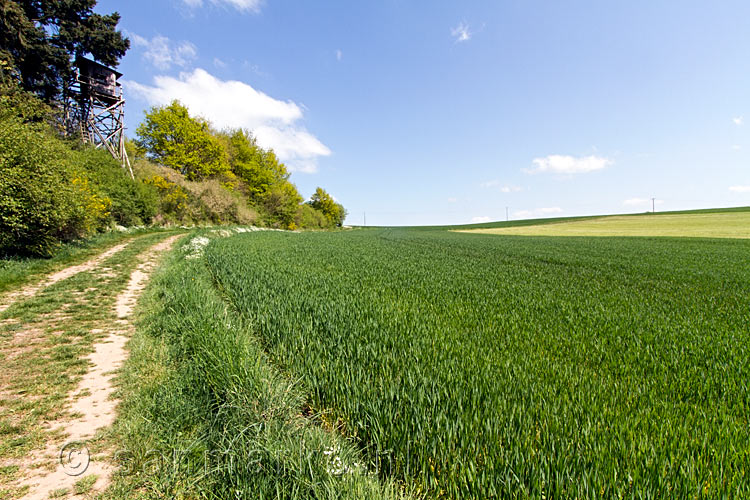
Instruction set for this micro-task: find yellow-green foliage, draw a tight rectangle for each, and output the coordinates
[144,174,189,219]
[295,203,332,229]
[136,161,257,226]
[0,83,160,256]
[135,101,230,181]
[136,105,335,229]
[308,186,347,227]
[0,114,109,256]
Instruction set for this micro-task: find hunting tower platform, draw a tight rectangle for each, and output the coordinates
[64,57,132,178]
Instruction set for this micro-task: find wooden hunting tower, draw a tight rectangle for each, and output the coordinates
[63,57,132,178]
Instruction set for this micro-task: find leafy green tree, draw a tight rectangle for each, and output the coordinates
[261,181,303,229]
[308,187,347,227]
[295,203,330,229]
[135,101,229,181]
[221,128,292,200]
[0,0,129,102]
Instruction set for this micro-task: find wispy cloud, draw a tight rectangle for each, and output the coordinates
[524,154,612,175]
[732,145,741,151]
[335,49,343,61]
[733,116,744,126]
[447,197,458,203]
[130,34,197,70]
[729,185,750,193]
[183,0,263,13]
[471,216,491,223]
[451,22,472,43]
[126,69,330,173]
[513,207,563,219]
[213,57,227,68]
[480,180,521,192]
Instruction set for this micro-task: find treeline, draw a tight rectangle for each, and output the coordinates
[0,85,346,257]
[0,1,346,257]
[133,101,346,231]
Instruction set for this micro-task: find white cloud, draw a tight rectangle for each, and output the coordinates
[130,34,197,70]
[447,197,457,203]
[732,145,741,151]
[336,49,343,61]
[729,185,750,193]
[451,22,472,42]
[733,116,744,126]
[513,207,563,219]
[213,57,227,68]
[524,155,612,175]
[183,0,262,12]
[471,216,491,223]
[126,68,331,173]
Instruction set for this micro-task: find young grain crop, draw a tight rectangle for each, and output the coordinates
[205,228,750,499]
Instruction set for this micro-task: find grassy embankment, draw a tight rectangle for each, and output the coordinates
[107,230,408,499]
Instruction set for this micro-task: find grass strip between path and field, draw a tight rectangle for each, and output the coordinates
[107,231,409,500]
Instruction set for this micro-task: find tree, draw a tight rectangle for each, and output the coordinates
[135,101,229,181]
[0,0,129,102]
[308,187,347,227]
[221,128,290,200]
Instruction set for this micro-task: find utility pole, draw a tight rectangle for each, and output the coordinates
[506,206,509,222]
[652,198,655,213]
[364,212,366,227]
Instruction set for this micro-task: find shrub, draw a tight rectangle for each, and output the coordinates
[136,160,257,226]
[74,147,159,226]
[0,116,107,256]
[295,203,330,229]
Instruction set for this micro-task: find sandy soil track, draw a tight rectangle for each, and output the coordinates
[3,234,183,499]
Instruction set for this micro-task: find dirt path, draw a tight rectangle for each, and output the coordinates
[6,234,183,499]
[0,242,131,315]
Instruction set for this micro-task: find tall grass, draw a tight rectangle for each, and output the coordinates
[110,233,408,499]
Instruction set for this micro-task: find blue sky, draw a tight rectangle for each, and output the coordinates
[96,0,750,226]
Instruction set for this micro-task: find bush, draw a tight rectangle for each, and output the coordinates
[184,178,257,225]
[0,116,108,256]
[135,160,257,226]
[295,203,330,229]
[75,147,159,226]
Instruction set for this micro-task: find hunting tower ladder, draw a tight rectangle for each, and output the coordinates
[63,57,133,178]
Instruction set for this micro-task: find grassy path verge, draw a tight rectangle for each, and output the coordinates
[107,231,409,499]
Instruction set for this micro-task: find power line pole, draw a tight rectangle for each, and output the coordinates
[364,212,366,227]
[506,206,509,221]
[652,198,655,213]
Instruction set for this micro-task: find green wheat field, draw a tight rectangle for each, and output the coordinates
[117,208,750,499]
[197,210,749,498]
